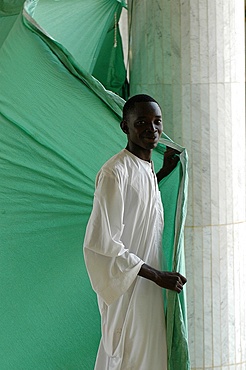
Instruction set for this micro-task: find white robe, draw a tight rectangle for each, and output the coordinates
[83,149,167,370]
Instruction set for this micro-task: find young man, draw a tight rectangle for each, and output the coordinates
[83,94,187,370]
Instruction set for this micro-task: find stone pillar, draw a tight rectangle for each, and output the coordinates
[128,0,246,369]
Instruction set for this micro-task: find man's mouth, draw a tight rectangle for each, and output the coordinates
[143,135,158,140]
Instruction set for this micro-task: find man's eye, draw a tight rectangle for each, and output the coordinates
[155,120,162,125]
[136,121,146,125]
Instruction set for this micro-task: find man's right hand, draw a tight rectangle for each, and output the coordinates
[138,263,187,293]
[155,270,187,293]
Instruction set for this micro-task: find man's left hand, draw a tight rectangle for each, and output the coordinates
[156,146,181,183]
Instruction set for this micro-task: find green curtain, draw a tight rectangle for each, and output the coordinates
[0,1,125,368]
[0,1,189,369]
[156,139,190,370]
[92,8,129,99]
[31,0,125,74]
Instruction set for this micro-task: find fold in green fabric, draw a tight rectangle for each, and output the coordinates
[154,136,190,370]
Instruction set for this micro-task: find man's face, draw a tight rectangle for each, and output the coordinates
[122,101,163,158]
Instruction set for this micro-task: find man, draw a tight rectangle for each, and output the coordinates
[83,94,187,370]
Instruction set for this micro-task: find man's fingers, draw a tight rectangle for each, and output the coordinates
[175,281,183,293]
[165,147,181,155]
[179,274,187,284]
[174,274,187,293]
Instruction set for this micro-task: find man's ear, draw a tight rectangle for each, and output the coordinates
[120,120,129,134]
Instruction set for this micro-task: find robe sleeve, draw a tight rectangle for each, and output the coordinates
[83,169,144,306]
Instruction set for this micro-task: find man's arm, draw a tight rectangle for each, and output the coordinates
[156,146,181,183]
[138,263,187,294]
[84,170,144,306]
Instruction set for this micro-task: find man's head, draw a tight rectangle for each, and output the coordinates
[122,94,161,121]
[121,94,163,161]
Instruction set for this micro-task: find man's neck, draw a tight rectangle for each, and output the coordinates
[125,144,152,162]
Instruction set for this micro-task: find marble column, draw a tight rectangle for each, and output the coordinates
[128,0,246,369]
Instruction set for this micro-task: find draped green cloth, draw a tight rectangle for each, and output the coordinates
[0,1,189,369]
[157,138,190,370]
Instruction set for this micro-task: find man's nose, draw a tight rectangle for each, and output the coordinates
[147,122,156,132]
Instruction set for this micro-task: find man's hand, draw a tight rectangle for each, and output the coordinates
[156,146,181,183]
[138,264,187,294]
[155,271,187,293]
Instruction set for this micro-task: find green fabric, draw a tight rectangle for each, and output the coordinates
[153,136,190,370]
[0,2,124,369]
[158,139,190,370]
[0,0,25,46]
[0,1,189,369]
[32,0,126,76]
[92,9,129,99]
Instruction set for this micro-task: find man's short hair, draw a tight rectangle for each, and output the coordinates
[122,94,160,120]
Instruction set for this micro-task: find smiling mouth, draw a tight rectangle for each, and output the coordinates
[143,135,158,140]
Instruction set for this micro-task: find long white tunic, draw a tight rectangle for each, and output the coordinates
[83,149,167,370]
